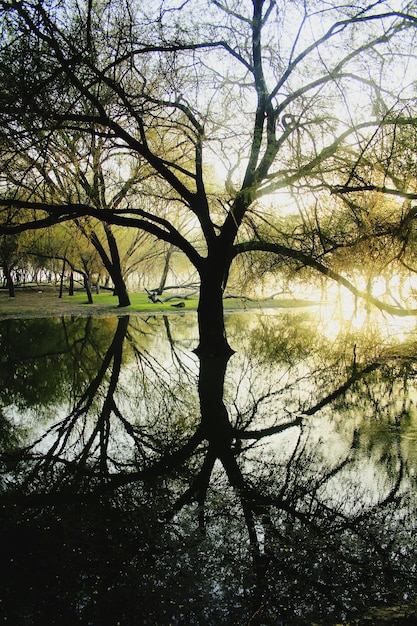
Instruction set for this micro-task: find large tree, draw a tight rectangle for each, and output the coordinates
[1,0,417,355]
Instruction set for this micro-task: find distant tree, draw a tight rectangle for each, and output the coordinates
[1,126,149,305]
[330,104,417,297]
[0,234,19,296]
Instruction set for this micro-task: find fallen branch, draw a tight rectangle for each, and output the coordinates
[145,288,199,303]
[148,282,199,292]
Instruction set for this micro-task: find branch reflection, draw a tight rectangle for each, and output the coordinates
[0,311,416,624]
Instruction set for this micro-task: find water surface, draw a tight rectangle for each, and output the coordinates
[0,309,416,624]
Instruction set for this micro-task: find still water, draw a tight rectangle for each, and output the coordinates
[0,309,416,625]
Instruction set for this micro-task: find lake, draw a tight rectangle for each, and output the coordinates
[0,307,416,624]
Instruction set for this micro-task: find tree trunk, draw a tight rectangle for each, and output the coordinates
[69,271,74,296]
[84,274,93,304]
[198,352,233,449]
[156,245,173,296]
[91,226,131,307]
[194,260,234,357]
[3,262,15,298]
[58,257,66,299]
[113,275,130,307]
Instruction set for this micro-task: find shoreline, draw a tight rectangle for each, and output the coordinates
[0,287,321,321]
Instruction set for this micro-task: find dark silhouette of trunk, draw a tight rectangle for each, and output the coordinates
[156,245,173,296]
[3,261,15,298]
[83,273,93,304]
[195,254,233,357]
[58,257,66,299]
[69,271,74,296]
[197,351,268,615]
[0,236,18,298]
[112,276,130,307]
[198,352,233,452]
[90,226,130,307]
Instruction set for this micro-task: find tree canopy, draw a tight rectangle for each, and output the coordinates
[1,0,417,354]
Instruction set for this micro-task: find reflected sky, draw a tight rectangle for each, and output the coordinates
[0,310,416,625]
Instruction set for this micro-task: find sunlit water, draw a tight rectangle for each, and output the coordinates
[0,308,417,624]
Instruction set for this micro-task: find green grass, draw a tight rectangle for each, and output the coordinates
[62,291,200,311]
[61,291,315,312]
[0,285,318,318]
[62,292,261,312]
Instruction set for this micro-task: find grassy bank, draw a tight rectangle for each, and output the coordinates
[0,286,317,320]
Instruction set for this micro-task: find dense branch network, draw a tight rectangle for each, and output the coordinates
[1,0,417,352]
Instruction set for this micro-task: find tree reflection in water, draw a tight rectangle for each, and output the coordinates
[0,311,416,625]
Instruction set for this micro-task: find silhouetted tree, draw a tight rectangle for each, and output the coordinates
[1,0,417,353]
